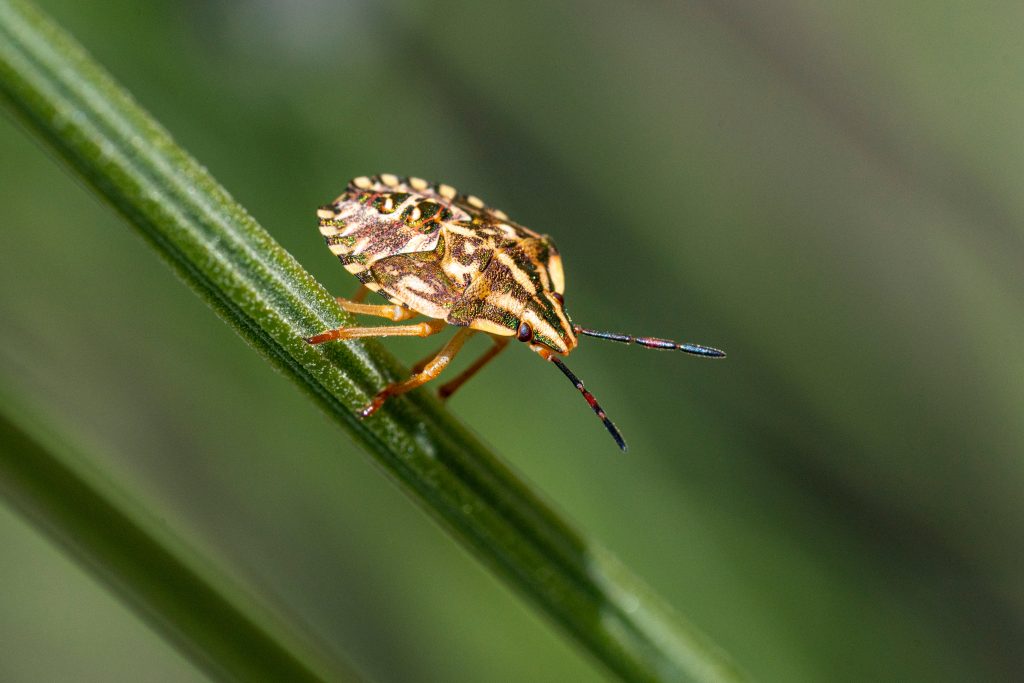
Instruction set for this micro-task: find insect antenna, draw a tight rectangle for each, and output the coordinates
[547,356,628,452]
[574,325,726,358]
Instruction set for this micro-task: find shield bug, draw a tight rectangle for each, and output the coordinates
[307,174,725,451]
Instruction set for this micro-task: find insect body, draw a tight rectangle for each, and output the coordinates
[308,174,725,451]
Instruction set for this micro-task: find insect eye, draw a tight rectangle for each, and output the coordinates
[552,292,564,305]
[516,322,534,342]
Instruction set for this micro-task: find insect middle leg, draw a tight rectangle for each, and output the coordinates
[360,328,476,418]
[305,319,445,345]
[334,296,416,322]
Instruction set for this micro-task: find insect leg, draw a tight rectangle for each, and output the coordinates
[334,297,416,321]
[409,343,445,375]
[351,285,370,303]
[409,334,508,381]
[305,319,445,345]
[360,328,476,418]
[436,334,511,400]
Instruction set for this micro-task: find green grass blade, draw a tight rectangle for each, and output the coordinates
[0,1,745,680]
[0,390,358,682]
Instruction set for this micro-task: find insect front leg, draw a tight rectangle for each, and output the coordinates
[436,334,510,400]
[360,328,476,418]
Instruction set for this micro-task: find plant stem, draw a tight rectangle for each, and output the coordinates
[0,1,745,680]
[0,390,356,682]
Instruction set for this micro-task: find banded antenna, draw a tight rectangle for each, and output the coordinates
[574,325,726,358]
[547,356,628,452]
[542,326,724,451]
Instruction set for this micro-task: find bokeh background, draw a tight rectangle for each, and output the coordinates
[2,1,1023,681]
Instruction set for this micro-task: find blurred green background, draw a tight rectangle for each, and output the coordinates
[2,1,1023,681]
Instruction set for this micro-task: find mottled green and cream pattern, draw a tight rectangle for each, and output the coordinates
[317,174,576,353]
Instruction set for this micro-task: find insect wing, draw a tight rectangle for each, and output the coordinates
[320,192,452,268]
